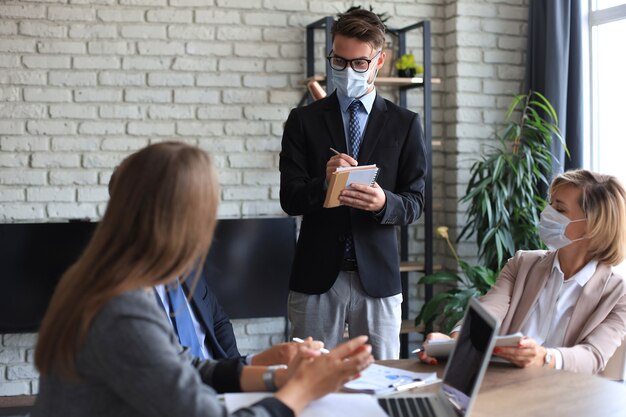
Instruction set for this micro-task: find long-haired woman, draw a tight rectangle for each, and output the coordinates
[33,142,373,417]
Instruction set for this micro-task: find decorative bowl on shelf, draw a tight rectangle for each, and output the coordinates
[397,68,416,78]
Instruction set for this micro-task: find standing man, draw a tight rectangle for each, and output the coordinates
[280,9,427,359]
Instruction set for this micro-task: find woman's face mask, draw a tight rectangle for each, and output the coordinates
[538,205,587,250]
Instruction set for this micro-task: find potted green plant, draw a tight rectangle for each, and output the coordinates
[394,53,423,77]
[415,227,497,333]
[416,91,565,332]
[457,91,567,272]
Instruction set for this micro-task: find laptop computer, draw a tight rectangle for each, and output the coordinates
[378,297,500,417]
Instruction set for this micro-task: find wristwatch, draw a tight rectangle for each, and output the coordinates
[262,365,287,392]
[543,348,553,367]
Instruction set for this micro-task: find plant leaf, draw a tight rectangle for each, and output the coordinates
[419,271,463,285]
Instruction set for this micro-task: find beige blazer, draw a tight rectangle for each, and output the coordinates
[480,250,626,374]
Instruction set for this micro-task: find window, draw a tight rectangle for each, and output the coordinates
[587,2,626,180]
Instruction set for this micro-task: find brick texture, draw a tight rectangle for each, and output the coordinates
[0,0,529,387]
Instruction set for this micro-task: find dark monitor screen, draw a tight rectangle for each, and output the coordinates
[0,217,296,333]
[201,217,296,319]
[0,221,98,333]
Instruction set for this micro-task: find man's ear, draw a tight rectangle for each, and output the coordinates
[377,50,386,69]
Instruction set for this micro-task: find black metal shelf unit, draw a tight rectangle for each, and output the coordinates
[304,18,434,359]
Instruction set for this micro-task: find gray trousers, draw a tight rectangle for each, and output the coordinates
[288,271,402,360]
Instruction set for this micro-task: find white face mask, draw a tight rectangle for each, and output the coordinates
[332,60,378,99]
[538,205,587,250]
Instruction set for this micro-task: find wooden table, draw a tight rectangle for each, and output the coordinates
[3,361,625,417]
[0,395,35,416]
[379,359,626,417]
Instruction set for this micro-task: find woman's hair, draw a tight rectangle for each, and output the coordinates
[550,169,626,265]
[332,8,386,51]
[35,141,220,377]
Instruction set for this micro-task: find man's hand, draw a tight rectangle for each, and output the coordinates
[326,153,357,184]
[251,339,325,366]
[339,182,386,212]
[275,336,373,414]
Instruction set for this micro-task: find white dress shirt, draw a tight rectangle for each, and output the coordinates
[337,87,376,153]
[520,255,598,369]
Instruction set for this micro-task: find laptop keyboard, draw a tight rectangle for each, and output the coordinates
[378,397,438,417]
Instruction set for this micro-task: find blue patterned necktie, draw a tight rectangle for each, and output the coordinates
[167,279,205,359]
[348,100,363,159]
[345,100,363,259]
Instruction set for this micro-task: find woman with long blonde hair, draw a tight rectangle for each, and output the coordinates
[32,142,373,417]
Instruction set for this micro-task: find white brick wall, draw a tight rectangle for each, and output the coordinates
[442,0,528,261]
[0,0,529,393]
[0,334,38,396]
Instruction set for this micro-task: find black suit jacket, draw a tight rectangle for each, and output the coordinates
[182,279,242,360]
[279,91,427,298]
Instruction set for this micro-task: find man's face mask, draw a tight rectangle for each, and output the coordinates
[331,50,381,99]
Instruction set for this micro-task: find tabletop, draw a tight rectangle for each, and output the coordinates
[3,360,625,417]
[379,359,626,417]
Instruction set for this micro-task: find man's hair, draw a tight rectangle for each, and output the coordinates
[332,8,386,51]
[550,169,626,265]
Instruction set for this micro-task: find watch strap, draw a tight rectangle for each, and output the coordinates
[262,365,287,392]
[543,348,553,367]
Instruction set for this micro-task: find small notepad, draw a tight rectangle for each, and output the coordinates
[323,164,380,208]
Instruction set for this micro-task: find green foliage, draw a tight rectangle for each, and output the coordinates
[416,92,565,334]
[458,91,566,272]
[395,53,418,70]
[415,229,497,333]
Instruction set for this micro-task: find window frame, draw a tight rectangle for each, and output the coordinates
[586,2,626,172]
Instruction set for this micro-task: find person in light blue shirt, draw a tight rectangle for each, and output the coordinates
[154,278,306,366]
[108,162,315,367]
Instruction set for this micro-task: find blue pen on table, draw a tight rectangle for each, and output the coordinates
[292,337,330,354]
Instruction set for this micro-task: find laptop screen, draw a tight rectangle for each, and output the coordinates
[440,298,498,416]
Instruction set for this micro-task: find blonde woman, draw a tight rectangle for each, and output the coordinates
[33,142,373,417]
[420,169,626,374]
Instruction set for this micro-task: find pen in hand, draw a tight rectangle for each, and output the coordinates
[292,337,330,354]
[329,147,358,167]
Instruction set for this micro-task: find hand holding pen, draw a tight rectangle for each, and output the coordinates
[329,147,357,165]
[326,147,358,184]
[292,337,330,354]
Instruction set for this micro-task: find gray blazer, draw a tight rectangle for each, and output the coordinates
[31,290,292,417]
